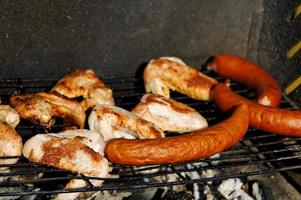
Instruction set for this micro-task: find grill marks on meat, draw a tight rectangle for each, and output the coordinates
[89,105,164,142]
[144,57,217,101]
[10,92,86,128]
[105,104,249,165]
[132,94,208,132]
[52,69,114,110]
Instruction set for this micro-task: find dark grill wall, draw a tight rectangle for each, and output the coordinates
[0,0,300,104]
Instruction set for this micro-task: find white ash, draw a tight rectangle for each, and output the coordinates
[252,182,263,200]
[200,169,220,185]
[186,164,201,200]
[209,153,221,166]
[218,178,254,200]
[204,185,215,200]
[0,169,10,183]
[0,187,40,200]
[0,170,41,200]
[80,190,132,200]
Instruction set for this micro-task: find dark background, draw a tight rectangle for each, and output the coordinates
[0,0,300,104]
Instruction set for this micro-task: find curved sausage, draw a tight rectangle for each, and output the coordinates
[211,83,301,137]
[207,54,281,107]
[105,104,249,165]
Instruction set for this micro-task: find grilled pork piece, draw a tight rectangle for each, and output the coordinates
[0,121,22,170]
[89,105,164,142]
[144,57,217,101]
[0,105,20,128]
[10,92,86,128]
[22,131,109,200]
[52,69,114,110]
[132,94,208,132]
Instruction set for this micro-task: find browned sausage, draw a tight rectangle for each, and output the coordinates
[105,104,249,165]
[208,54,281,107]
[211,83,301,137]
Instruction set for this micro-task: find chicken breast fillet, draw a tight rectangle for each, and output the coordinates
[144,57,217,101]
[132,94,208,132]
[89,105,164,142]
[0,105,20,128]
[53,129,106,156]
[23,132,109,200]
[51,130,107,200]
[10,92,86,128]
[0,121,22,170]
[52,69,114,110]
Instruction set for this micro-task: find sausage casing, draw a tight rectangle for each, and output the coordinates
[211,83,301,137]
[105,104,249,165]
[208,54,281,107]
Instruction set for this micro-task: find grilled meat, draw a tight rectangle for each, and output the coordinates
[89,105,164,142]
[0,121,22,169]
[144,57,217,101]
[132,94,208,132]
[23,131,109,200]
[53,129,106,155]
[0,105,20,128]
[52,69,114,110]
[10,92,86,128]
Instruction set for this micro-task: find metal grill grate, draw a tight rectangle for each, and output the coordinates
[0,72,301,198]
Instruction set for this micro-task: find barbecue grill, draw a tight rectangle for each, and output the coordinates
[0,0,301,199]
[0,72,300,199]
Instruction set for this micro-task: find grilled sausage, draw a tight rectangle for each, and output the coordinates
[105,104,249,165]
[144,57,217,101]
[207,54,281,107]
[211,83,301,137]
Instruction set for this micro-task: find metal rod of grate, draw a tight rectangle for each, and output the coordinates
[0,73,301,197]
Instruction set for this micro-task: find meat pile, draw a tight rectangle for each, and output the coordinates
[0,54,300,200]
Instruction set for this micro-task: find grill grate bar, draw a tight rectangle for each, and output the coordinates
[1,165,301,197]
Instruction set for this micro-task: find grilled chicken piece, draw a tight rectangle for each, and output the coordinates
[132,94,208,132]
[89,105,164,142]
[10,92,86,128]
[23,131,109,200]
[0,105,20,128]
[53,129,106,156]
[0,121,22,170]
[54,129,106,200]
[80,87,114,111]
[144,57,217,101]
[52,69,114,110]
